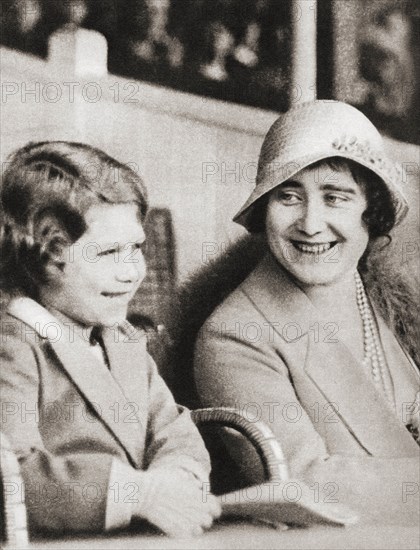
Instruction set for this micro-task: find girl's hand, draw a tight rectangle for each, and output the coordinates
[133,469,221,537]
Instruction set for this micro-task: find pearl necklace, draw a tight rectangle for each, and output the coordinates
[354,271,395,409]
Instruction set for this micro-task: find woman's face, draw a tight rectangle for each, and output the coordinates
[265,163,369,287]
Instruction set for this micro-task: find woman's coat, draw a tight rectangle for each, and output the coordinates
[194,253,419,524]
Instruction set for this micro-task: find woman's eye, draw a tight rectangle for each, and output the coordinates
[325,194,346,205]
[277,192,301,204]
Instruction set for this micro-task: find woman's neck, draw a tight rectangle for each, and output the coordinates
[296,270,366,364]
[297,271,359,314]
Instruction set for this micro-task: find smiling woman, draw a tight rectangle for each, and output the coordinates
[0,141,220,537]
[265,161,370,288]
[193,101,420,525]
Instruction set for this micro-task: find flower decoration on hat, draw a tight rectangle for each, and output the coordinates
[331,133,407,220]
[332,135,387,171]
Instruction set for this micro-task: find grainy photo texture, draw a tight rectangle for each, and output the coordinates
[1,1,419,549]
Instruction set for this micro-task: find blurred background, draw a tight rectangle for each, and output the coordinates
[1,0,419,349]
[1,0,419,139]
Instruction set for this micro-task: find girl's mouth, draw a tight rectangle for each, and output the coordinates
[291,241,338,254]
[102,292,131,299]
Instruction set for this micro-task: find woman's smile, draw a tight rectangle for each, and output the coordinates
[291,240,339,255]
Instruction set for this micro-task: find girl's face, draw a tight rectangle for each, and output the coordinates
[265,164,369,287]
[43,203,146,327]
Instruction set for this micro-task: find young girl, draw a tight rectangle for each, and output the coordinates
[0,141,220,536]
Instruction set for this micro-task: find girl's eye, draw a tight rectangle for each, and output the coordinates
[129,242,146,254]
[98,242,146,258]
[100,248,117,257]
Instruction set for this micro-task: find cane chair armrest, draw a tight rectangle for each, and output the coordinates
[0,432,29,548]
[191,407,289,482]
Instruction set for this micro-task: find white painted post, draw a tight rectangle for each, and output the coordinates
[48,26,108,78]
[46,25,108,140]
[290,0,317,104]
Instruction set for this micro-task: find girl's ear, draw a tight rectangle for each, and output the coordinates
[34,211,69,280]
[43,251,66,280]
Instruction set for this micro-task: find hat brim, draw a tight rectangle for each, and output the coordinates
[233,148,408,232]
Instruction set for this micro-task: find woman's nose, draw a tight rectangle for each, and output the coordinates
[296,200,326,236]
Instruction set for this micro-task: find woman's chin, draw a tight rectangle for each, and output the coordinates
[281,263,348,287]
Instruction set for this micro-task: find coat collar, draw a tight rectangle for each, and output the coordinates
[240,254,418,456]
[7,297,147,467]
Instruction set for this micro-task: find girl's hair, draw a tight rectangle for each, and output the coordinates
[0,141,148,302]
[247,157,396,243]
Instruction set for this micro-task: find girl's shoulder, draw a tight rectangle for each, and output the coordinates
[0,311,40,379]
[1,298,52,349]
[0,310,39,345]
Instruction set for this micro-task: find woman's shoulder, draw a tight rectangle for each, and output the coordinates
[168,235,267,336]
[364,253,420,365]
[200,251,294,329]
[200,259,272,331]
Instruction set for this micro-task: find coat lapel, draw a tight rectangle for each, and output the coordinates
[241,254,418,456]
[101,325,149,434]
[303,336,418,455]
[7,298,144,467]
[241,254,317,337]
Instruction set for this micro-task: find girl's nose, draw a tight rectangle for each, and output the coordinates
[116,255,146,284]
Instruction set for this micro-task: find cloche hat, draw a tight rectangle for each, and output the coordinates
[233,100,408,231]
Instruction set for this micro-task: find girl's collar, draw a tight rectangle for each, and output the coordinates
[7,297,93,344]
